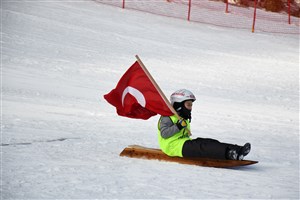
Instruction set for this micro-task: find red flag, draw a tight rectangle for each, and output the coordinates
[104,61,173,119]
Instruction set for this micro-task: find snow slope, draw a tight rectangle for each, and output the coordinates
[1,0,299,199]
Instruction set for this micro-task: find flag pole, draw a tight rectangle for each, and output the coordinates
[135,55,191,135]
[135,55,178,117]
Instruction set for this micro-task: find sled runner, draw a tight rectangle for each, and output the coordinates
[120,145,258,168]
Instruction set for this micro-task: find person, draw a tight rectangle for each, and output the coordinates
[157,89,251,160]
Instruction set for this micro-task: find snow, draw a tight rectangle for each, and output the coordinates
[1,0,299,199]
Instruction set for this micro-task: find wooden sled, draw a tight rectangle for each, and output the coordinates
[120,145,258,168]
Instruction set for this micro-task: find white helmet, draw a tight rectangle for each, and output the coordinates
[170,89,196,106]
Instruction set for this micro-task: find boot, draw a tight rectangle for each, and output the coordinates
[237,143,251,160]
[226,143,251,160]
[226,149,238,160]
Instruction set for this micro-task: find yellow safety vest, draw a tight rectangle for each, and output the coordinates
[157,115,191,157]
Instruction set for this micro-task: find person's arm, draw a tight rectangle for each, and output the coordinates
[159,116,181,139]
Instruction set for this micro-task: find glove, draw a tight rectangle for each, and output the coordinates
[176,118,187,130]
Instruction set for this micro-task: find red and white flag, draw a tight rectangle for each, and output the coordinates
[104,61,173,119]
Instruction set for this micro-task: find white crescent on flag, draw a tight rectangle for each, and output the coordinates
[121,86,146,107]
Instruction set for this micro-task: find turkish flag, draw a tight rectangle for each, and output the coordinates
[104,61,173,119]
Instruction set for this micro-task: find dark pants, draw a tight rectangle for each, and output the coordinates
[182,138,237,159]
